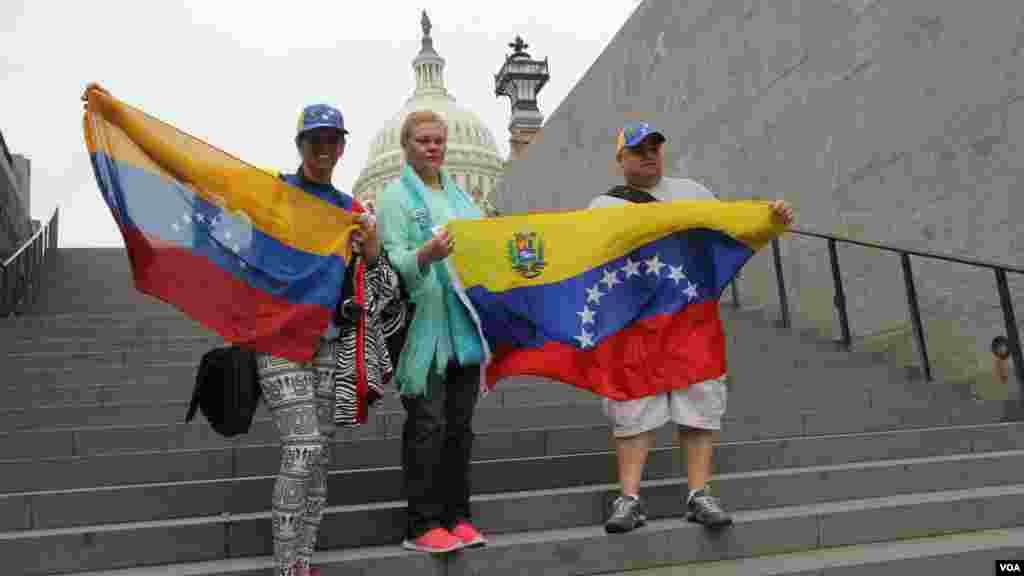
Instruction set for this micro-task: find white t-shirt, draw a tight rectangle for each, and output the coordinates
[587,176,718,209]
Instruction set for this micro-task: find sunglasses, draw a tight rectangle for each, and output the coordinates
[303,130,345,147]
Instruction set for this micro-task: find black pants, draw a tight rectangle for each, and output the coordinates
[400,361,481,540]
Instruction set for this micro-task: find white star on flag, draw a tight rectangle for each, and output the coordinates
[600,268,621,290]
[667,265,687,284]
[621,258,642,278]
[577,306,596,325]
[683,282,699,300]
[195,213,205,224]
[645,254,665,276]
[585,285,605,304]
[575,328,595,348]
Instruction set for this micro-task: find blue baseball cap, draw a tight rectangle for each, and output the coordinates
[296,104,349,140]
[616,121,666,154]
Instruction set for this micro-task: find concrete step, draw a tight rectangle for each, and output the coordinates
[0,311,201,330]
[0,393,1007,460]
[4,334,223,356]
[7,379,200,408]
[57,525,1024,576]
[6,480,1024,575]
[0,317,212,344]
[7,376,923,432]
[721,306,991,405]
[0,310,886,374]
[0,401,612,458]
[4,369,880,420]
[4,434,1024,533]
[2,418,1021,495]
[5,369,983,443]
[12,362,197,388]
[6,345,208,372]
[0,394,607,433]
[607,527,1024,575]
[4,374,592,412]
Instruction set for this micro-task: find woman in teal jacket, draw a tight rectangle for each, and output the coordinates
[375,110,487,554]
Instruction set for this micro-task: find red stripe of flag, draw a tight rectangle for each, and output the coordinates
[486,299,727,400]
[123,226,330,361]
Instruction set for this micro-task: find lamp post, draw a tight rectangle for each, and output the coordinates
[494,36,550,161]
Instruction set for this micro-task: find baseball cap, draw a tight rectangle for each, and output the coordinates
[616,121,666,155]
[296,104,349,140]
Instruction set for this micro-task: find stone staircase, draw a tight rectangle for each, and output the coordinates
[3,250,1024,575]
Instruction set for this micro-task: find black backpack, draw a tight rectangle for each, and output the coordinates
[185,345,262,437]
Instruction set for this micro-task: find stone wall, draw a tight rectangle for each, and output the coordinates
[0,133,31,257]
[12,154,30,218]
[497,0,1024,392]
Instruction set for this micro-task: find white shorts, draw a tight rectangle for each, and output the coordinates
[602,378,728,438]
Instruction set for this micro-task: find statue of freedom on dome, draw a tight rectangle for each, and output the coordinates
[421,10,431,37]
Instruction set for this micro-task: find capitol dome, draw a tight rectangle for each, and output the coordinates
[352,12,504,214]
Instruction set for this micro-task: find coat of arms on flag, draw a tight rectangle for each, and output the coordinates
[507,231,546,279]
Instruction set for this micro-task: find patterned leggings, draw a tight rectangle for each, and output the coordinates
[257,341,339,576]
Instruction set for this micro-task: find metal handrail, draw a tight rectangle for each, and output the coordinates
[790,227,1024,274]
[1,207,59,316]
[759,225,1024,397]
[2,210,53,268]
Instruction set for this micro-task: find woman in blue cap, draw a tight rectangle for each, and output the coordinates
[259,103,407,576]
[79,85,405,576]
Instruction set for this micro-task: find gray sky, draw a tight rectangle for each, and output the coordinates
[2,1,639,247]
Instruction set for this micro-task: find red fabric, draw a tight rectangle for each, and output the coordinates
[486,299,727,401]
[353,258,369,424]
[350,195,371,423]
[123,226,329,362]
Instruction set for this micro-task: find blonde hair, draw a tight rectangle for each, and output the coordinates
[400,110,448,149]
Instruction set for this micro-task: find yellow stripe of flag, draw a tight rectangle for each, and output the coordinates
[83,91,358,260]
[447,201,785,293]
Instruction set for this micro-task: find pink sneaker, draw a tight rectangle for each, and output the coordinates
[402,527,465,554]
[451,521,488,548]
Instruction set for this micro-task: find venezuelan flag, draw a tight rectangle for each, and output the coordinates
[83,90,360,362]
[447,202,785,400]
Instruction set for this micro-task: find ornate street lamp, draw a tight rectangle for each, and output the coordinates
[494,36,549,160]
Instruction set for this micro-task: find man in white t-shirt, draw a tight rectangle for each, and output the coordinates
[591,120,793,534]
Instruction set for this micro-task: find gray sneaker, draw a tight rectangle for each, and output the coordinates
[605,494,647,534]
[686,490,732,528]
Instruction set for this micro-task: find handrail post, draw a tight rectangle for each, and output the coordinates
[827,238,852,349]
[900,253,932,381]
[995,269,1024,400]
[772,238,791,328]
[729,273,741,309]
[1,265,8,315]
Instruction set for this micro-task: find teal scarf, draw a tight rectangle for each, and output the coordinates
[399,164,485,396]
